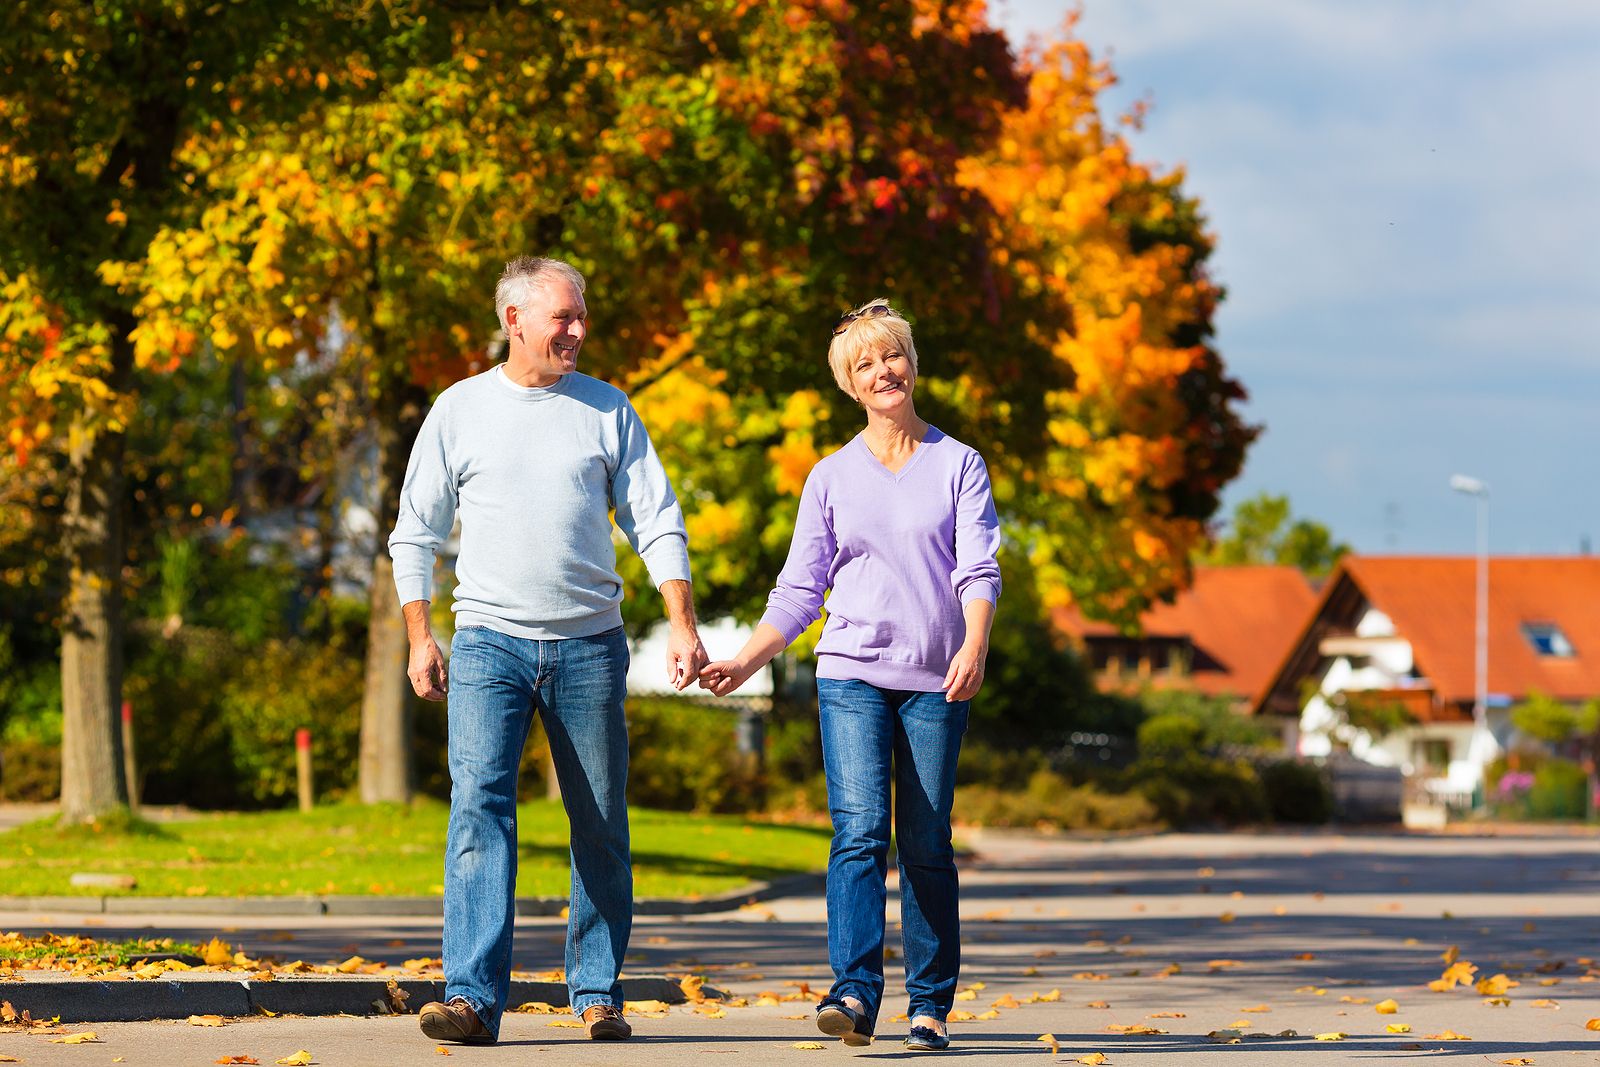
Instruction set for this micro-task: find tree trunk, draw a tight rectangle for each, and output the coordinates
[58,345,132,824]
[358,369,428,804]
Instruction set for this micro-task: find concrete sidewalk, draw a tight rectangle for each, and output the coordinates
[4,829,1600,1065]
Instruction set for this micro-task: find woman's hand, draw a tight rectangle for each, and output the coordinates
[699,658,756,697]
[942,640,988,702]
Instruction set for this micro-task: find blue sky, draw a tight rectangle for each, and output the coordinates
[991,1,1600,556]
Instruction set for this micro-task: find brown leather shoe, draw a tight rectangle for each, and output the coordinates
[419,998,495,1045]
[582,1003,633,1041]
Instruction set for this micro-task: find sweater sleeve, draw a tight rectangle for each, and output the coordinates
[759,468,836,644]
[611,399,692,589]
[953,450,1002,606]
[388,398,457,605]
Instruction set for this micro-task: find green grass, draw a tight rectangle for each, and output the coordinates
[0,799,830,898]
[0,933,200,965]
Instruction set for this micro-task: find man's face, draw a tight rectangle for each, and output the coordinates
[513,279,588,378]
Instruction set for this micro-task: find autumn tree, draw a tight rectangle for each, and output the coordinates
[0,0,434,820]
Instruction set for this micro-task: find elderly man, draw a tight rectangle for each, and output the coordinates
[390,256,707,1045]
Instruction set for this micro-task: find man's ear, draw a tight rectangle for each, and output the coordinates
[504,304,521,338]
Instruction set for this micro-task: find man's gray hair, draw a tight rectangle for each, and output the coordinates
[495,256,586,332]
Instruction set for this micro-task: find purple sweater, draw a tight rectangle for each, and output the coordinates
[759,426,1002,692]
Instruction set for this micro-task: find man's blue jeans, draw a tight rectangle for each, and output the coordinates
[443,625,632,1036]
[817,678,967,1029]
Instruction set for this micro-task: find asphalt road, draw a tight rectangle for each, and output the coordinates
[4,827,1600,1065]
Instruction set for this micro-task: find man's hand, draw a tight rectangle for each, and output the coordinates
[941,640,988,703]
[401,599,447,701]
[665,625,709,691]
[409,634,449,701]
[658,579,707,690]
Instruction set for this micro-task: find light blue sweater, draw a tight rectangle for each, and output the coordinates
[388,366,692,640]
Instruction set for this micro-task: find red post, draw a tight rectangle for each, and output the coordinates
[295,728,314,812]
[120,700,140,810]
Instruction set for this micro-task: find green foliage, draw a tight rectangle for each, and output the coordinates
[624,697,763,814]
[219,638,363,805]
[1258,760,1333,824]
[1126,753,1270,826]
[1528,759,1589,820]
[955,770,1158,831]
[0,740,60,802]
[1136,712,1204,756]
[1201,492,1349,577]
[1134,688,1275,752]
[1325,689,1416,741]
[1511,691,1597,744]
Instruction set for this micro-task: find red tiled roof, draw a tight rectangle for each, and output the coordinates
[1338,556,1600,705]
[1053,565,1317,703]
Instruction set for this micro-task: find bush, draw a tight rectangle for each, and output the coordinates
[1127,753,1269,826]
[1258,759,1332,824]
[1528,759,1589,820]
[0,739,60,801]
[624,697,763,813]
[956,741,1049,787]
[1137,712,1204,756]
[955,769,1158,831]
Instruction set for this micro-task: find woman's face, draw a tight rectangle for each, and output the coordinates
[850,344,915,415]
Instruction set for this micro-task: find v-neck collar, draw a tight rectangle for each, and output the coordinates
[855,425,940,482]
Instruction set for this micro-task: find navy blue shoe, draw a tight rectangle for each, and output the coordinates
[816,998,873,1047]
[904,1025,950,1052]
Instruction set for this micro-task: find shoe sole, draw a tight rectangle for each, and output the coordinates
[586,1023,632,1041]
[419,1012,495,1045]
[905,1040,950,1052]
[817,1008,871,1047]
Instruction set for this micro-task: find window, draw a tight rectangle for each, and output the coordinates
[1412,738,1452,772]
[1521,622,1575,658]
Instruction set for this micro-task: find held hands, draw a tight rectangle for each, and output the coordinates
[942,639,988,702]
[408,635,449,701]
[665,625,709,691]
[698,658,755,697]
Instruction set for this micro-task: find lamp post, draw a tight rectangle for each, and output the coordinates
[1450,474,1490,791]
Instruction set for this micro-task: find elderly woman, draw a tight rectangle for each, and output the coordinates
[700,299,1001,1053]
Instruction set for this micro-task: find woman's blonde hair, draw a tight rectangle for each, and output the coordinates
[826,298,919,401]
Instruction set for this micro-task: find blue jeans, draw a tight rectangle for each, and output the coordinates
[817,678,967,1028]
[443,625,632,1036]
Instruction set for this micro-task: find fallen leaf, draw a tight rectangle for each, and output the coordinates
[1147,1012,1186,1019]
[50,1033,101,1044]
[1208,1030,1242,1044]
[992,994,1021,1009]
[1104,1024,1165,1035]
[1441,945,1460,964]
[0,1056,19,1064]
[255,1006,278,1018]
[200,938,234,966]
[1208,959,1242,971]
[216,1058,260,1065]
[1375,998,1399,1014]
[1077,1055,1108,1065]
[1588,1019,1600,1031]
[335,956,367,974]
[1424,1030,1471,1040]
[948,1010,977,1022]
[974,1009,1001,1021]
[1292,952,1315,960]
[955,989,978,1001]
[792,1042,825,1050]
[1429,960,1478,992]
[1219,912,1236,923]
[1037,1034,1059,1054]
[1386,1023,1412,1033]
[1476,974,1519,996]
[386,979,411,1014]
[1313,1032,1347,1041]
[1499,1059,1534,1066]
[1338,996,1370,1004]
[1484,997,1512,1007]
[1086,1001,1110,1009]
[545,1021,584,1028]
[188,1015,226,1027]
[435,1048,450,1056]
[1529,999,1559,1009]
[275,1053,315,1066]
[0,1001,14,1023]
[1239,1005,1271,1013]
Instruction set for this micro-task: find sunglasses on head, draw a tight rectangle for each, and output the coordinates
[832,302,893,336]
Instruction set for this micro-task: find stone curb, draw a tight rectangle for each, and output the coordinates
[0,873,824,919]
[3,975,718,1024]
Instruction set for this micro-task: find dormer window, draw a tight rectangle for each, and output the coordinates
[1521,622,1575,658]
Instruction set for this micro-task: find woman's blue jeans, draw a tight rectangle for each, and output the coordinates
[442,625,632,1037]
[817,678,968,1029]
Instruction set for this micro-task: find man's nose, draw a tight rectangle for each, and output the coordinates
[569,319,587,341]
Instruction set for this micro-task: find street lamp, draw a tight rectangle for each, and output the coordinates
[1450,474,1490,792]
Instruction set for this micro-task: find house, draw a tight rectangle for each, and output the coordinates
[1052,565,1318,712]
[1254,556,1600,805]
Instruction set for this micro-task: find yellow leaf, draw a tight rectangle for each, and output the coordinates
[1475,973,1519,996]
[545,1021,584,1028]
[1431,960,1478,991]
[1077,1055,1109,1065]
[1529,999,1559,1008]
[1037,1034,1060,1054]
[335,956,367,973]
[188,1015,226,1026]
[200,938,234,966]
[1147,1012,1185,1018]
[680,975,707,1002]
[0,1056,19,1063]
[1208,1030,1242,1044]
[1441,945,1460,964]
[1313,1032,1347,1041]
[948,1010,977,1022]
[992,994,1020,1009]
[1374,998,1399,1014]
[974,1009,1000,1020]
[1588,1018,1600,1031]
[1086,1001,1110,1009]
[1499,1059,1534,1066]
[792,1042,825,1050]
[51,1033,101,1044]
[1386,1023,1412,1033]
[216,1059,260,1065]
[1424,1030,1471,1040]
[1239,1005,1271,1013]
[435,1047,450,1056]
[1104,1024,1164,1035]
[955,989,978,1000]
[1207,959,1241,971]
[1219,912,1236,923]
[1338,996,1370,1004]
[1484,997,1511,1007]
[274,1053,315,1066]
